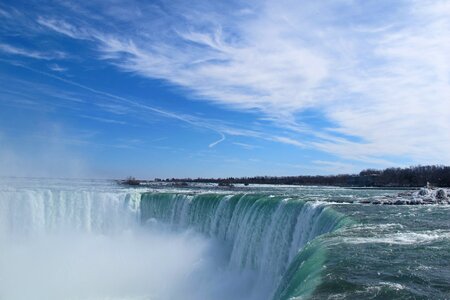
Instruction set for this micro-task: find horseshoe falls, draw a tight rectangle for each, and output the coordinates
[1,179,450,299]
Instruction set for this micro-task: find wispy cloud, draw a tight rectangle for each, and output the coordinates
[48,63,67,72]
[0,43,65,60]
[79,115,127,125]
[269,136,303,148]
[232,142,259,150]
[37,17,87,40]
[0,7,11,18]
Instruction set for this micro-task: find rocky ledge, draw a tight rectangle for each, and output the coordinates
[359,188,449,205]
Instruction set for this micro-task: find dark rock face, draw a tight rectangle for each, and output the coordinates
[435,189,447,200]
[410,199,423,205]
[423,197,435,204]
[418,188,430,196]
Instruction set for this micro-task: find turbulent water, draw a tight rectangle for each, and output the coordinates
[0,178,449,300]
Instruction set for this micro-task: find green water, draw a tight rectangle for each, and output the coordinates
[308,204,450,299]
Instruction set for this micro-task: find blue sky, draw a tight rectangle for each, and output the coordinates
[0,0,449,179]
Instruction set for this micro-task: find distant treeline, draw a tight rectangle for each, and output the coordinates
[156,165,450,187]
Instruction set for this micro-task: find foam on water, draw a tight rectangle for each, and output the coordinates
[341,230,450,245]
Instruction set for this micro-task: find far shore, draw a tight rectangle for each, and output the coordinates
[118,165,450,189]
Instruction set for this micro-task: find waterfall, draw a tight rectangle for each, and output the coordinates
[0,187,141,238]
[140,193,349,299]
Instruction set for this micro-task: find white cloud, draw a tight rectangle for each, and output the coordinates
[0,8,11,18]
[79,115,127,125]
[37,17,87,39]
[48,63,67,72]
[0,43,65,60]
[269,136,303,148]
[319,0,450,163]
[232,142,259,150]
